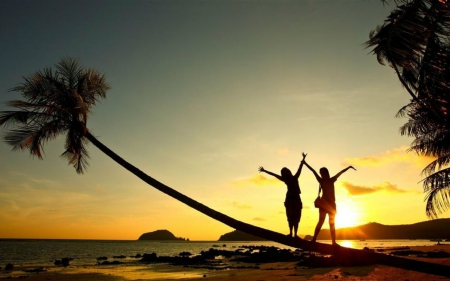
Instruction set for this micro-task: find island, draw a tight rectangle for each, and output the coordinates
[218,230,267,241]
[316,218,450,240]
[138,229,189,241]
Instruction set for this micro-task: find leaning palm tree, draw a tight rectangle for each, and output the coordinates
[365,0,450,217]
[0,58,309,249]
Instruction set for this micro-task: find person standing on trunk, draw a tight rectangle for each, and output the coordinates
[258,153,307,238]
[303,161,356,245]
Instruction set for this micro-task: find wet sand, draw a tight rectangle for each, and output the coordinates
[1,244,449,281]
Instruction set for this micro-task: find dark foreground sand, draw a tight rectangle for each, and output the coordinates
[2,245,450,281]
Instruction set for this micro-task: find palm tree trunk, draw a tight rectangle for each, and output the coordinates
[85,131,303,247]
[85,131,450,278]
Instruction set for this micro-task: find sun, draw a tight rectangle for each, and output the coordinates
[335,203,361,229]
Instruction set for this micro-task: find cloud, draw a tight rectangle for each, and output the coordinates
[232,202,252,210]
[253,217,266,222]
[277,148,290,155]
[232,174,279,187]
[341,181,414,196]
[0,171,128,226]
[30,177,59,186]
[342,146,434,168]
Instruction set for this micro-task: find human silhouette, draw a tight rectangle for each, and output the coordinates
[303,161,356,245]
[258,153,307,238]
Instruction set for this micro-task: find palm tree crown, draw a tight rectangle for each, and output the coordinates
[365,0,450,217]
[0,58,109,173]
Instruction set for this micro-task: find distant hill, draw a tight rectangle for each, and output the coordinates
[138,230,189,241]
[315,218,450,240]
[218,230,267,241]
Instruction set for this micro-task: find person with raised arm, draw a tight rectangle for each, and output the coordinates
[258,153,307,238]
[303,161,356,246]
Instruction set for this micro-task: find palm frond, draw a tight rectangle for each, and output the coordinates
[423,167,450,218]
[395,102,413,118]
[421,154,450,175]
[0,111,34,127]
[4,119,66,158]
[77,69,110,106]
[61,126,90,174]
[56,58,83,89]
[0,58,109,173]
[366,0,450,104]
[4,126,39,152]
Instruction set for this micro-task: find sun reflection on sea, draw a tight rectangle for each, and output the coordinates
[339,240,355,248]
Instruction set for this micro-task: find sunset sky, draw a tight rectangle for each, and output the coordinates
[1,0,448,241]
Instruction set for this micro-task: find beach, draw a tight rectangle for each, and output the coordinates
[2,244,449,281]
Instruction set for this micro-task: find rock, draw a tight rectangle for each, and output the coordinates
[62,257,71,266]
[55,257,72,266]
[390,250,424,256]
[5,263,14,271]
[23,267,47,273]
[426,251,450,258]
[140,253,158,262]
[99,260,122,265]
[304,235,313,240]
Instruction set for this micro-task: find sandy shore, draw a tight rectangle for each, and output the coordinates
[1,244,449,281]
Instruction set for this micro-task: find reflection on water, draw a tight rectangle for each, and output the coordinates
[317,239,439,250]
[339,240,354,248]
[0,240,292,266]
[0,239,441,266]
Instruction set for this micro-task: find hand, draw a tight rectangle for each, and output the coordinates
[258,166,265,173]
[302,152,307,160]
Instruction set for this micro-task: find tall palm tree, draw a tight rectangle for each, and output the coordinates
[365,0,450,217]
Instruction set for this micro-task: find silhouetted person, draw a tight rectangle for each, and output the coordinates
[303,161,356,245]
[259,153,307,238]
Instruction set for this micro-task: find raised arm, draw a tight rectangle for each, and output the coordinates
[332,165,356,180]
[303,161,321,181]
[258,166,283,181]
[293,152,307,179]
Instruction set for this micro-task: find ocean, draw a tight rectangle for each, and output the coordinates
[0,239,441,267]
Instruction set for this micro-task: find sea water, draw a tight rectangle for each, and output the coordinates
[0,239,440,267]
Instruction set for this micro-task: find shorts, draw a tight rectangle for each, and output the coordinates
[284,197,302,224]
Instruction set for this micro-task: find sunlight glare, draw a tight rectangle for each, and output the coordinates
[339,240,354,248]
[335,202,360,229]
